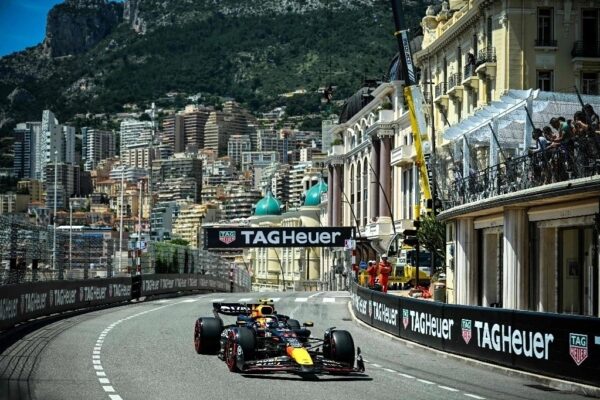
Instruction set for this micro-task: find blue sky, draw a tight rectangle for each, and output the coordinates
[0,0,63,56]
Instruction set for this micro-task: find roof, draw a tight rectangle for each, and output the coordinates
[254,191,282,216]
[303,179,328,206]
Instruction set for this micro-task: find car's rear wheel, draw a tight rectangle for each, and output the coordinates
[194,317,222,354]
[225,327,256,372]
[328,330,355,366]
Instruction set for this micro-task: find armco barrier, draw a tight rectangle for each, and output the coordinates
[351,282,600,387]
[0,273,250,331]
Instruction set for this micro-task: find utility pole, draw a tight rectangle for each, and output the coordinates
[137,179,142,275]
[52,151,58,276]
[118,167,125,274]
[69,201,72,273]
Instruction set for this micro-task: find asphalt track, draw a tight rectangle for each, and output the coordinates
[0,291,595,400]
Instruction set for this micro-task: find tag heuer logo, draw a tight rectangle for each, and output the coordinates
[569,333,588,366]
[461,319,472,344]
[402,309,409,329]
[219,231,236,245]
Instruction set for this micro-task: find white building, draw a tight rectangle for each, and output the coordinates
[82,128,116,171]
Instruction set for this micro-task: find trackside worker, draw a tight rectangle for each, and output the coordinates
[366,260,377,288]
[378,255,392,293]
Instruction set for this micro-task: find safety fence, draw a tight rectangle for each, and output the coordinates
[350,282,600,387]
[0,273,251,332]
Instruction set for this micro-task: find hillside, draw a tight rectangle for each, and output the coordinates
[0,0,434,133]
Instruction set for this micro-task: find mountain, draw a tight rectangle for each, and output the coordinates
[0,0,434,135]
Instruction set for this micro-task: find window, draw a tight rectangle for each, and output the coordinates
[536,8,554,46]
[582,9,599,43]
[537,70,553,92]
[582,73,598,95]
[486,17,493,48]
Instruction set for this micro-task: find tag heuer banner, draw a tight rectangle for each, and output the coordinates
[204,227,354,249]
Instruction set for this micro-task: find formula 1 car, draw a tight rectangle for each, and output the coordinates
[193,299,365,376]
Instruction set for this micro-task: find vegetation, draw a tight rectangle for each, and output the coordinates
[417,213,446,270]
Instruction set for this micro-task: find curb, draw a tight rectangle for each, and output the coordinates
[346,300,600,398]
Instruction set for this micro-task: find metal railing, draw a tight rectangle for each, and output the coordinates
[477,47,497,64]
[572,41,600,58]
[0,215,246,286]
[434,82,448,98]
[448,72,463,89]
[445,135,600,209]
[535,38,557,47]
[463,64,476,80]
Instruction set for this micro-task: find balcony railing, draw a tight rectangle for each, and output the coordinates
[572,41,600,58]
[477,47,497,64]
[434,82,447,98]
[463,64,476,80]
[535,39,557,47]
[448,72,463,89]
[444,135,600,209]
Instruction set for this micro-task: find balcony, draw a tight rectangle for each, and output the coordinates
[391,144,416,166]
[444,136,600,211]
[475,47,497,78]
[447,72,463,99]
[462,64,479,89]
[433,82,449,108]
[572,41,600,58]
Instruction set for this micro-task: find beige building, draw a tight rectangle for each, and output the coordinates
[415,0,600,135]
[414,0,600,316]
[17,179,43,203]
[0,193,30,214]
[172,204,218,248]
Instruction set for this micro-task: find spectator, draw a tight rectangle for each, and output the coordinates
[378,255,392,294]
[550,117,574,147]
[530,128,548,153]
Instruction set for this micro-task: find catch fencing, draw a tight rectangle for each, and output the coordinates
[350,282,600,387]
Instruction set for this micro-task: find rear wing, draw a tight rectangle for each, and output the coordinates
[213,303,252,316]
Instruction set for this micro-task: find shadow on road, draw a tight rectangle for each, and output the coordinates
[241,374,372,382]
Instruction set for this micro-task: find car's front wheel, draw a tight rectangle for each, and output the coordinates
[194,317,222,354]
[224,327,256,372]
[327,330,355,366]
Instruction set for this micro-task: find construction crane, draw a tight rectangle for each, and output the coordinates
[390,0,432,205]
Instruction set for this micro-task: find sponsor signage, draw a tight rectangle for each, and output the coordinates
[350,283,600,387]
[204,227,353,249]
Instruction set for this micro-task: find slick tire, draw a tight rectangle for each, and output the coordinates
[287,319,301,330]
[194,317,223,354]
[329,330,355,366]
[225,327,256,372]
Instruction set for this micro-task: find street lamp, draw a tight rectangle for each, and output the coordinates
[118,166,125,275]
[69,200,72,273]
[52,150,58,275]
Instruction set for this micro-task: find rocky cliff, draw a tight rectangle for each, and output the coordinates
[43,0,123,57]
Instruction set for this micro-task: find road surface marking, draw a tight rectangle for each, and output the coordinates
[270,298,280,302]
[93,365,103,370]
[109,396,124,400]
[383,368,396,373]
[464,394,485,400]
[238,298,252,302]
[438,386,459,392]
[103,386,115,392]
[308,292,323,298]
[96,372,106,377]
[295,298,308,302]
[210,298,225,302]
[92,355,100,359]
[398,373,415,379]
[322,298,336,303]
[370,363,381,368]
[417,379,435,385]
[92,360,101,365]
[180,299,197,303]
[99,378,110,384]
[155,299,170,303]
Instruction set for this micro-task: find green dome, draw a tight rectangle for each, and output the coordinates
[254,191,282,216]
[304,180,328,206]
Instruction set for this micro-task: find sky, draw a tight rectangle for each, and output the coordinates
[0,0,63,56]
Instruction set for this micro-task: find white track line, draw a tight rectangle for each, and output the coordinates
[238,298,252,302]
[439,386,459,392]
[464,394,486,400]
[398,373,415,379]
[308,292,323,298]
[417,379,435,385]
[210,298,225,302]
[295,298,308,302]
[322,298,336,303]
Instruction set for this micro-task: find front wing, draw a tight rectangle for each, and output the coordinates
[238,355,365,375]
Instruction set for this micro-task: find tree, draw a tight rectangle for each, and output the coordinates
[417,213,445,270]
[169,238,189,246]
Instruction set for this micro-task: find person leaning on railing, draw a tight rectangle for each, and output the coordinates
[529,128,548,184]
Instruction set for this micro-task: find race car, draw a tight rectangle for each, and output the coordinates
[193,299,365,376]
